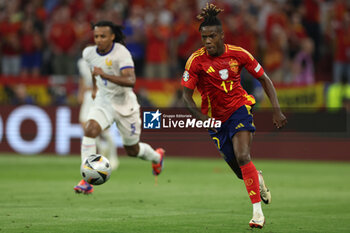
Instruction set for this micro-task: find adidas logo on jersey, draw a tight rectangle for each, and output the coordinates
[206,66,215,73]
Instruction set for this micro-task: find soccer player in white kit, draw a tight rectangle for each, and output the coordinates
[77,58,119,170]
[74,21,165,194]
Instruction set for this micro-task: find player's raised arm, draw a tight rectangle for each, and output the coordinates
[257,72,287,129]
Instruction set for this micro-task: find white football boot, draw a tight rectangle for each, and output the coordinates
[249,212,265,228]
[258,170,271,204]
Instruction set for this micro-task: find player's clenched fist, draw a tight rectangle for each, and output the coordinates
[92,67,104,76]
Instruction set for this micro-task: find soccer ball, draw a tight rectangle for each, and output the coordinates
[81,154,112,185]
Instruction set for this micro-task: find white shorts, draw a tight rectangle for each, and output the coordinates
[87,97,141,146]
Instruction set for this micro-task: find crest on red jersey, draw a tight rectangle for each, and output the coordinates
[219,69,228,80]
[229,59,239,74]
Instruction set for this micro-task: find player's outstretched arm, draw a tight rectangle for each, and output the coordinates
[257,73,287,129]
[92,67,136,87]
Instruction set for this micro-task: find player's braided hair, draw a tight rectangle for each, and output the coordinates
[92,21,126,45]
[197,3,224,31]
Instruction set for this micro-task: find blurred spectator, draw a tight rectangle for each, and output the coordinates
[302,0,322,63]
[224,14,241,44]
[44,0,61,14]
[256,0,273,35]
[11,84,35,105]
[291,38,315,85]
[123,5,146,77]
[259,1,289,84]
[104,0,128,21]
[20,18,43,77]
[331,3,350,84]
[144,4,172,79]
[171,7,199,76]
[73,11,93,50]
[288,11,308,59]
[48,5,77,75]
[23,1,45,32]
[70,0,97,23]
[263,25,288,84]
[265,1,287,44]
[224,13,258,56]
[0,1,22,76]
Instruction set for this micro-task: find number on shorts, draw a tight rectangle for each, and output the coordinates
[130,123,136,136]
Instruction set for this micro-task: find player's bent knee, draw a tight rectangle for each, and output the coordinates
[84,120,102,138]
[124,144,139,157]
[125,149,138,157]
[236,155,251,167]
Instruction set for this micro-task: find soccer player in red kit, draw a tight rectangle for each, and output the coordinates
[181,4,287,228]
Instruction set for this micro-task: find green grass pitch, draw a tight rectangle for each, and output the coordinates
[0,154,349,233]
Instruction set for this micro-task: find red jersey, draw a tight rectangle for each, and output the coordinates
[181,44,264,123]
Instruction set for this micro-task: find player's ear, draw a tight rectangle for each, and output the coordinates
[217,26,224,40]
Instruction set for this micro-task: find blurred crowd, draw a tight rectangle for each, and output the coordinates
[0,0,350,104]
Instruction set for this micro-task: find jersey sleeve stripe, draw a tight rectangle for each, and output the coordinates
[120,66,134,70]
[227,45,254,60]
[185,49,205,70]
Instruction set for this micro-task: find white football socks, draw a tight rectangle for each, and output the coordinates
[100,130,119,170]
[137,142,160,163]
[81,136,96,161]
[99,130,117,159]
[253,202,263,216]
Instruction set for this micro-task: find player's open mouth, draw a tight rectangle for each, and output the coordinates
[206,46,215,52]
